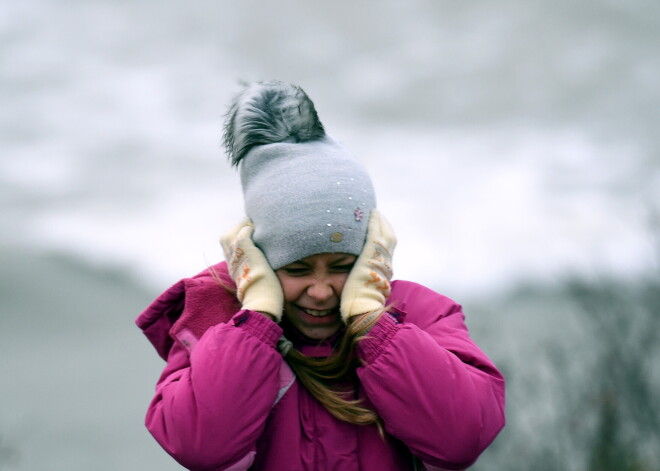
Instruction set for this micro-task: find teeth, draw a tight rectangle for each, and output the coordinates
[304,308,334,317]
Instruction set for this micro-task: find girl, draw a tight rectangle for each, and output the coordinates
[137,81,505,471]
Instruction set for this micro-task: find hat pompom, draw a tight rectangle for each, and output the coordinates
[223,81,326,166]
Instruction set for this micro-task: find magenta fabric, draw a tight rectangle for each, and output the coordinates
[136,262,505,470]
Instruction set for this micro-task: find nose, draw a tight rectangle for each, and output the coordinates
[306,278,335,303]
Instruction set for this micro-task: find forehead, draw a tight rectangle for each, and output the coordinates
[296,252,356,265]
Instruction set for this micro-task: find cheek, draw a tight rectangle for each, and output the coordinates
[276,275,302,303]
[334,274,349,296]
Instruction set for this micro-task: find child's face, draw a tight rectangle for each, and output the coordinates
[276,253,356,340]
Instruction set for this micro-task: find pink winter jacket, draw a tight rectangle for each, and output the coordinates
[136,262,505,471]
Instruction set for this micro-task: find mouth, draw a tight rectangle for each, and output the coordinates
[296,305,339,320]
[302,307,335,317]
[289,304,343,335]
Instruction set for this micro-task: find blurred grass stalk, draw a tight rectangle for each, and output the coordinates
[477,228,660,470]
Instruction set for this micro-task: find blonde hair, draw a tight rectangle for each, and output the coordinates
[282,311,384,429]
[210,265,384,429]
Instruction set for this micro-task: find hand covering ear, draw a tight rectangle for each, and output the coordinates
[340,210,396,322]
[220,220,283,321]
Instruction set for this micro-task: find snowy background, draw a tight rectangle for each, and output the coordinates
[1,1,659,470]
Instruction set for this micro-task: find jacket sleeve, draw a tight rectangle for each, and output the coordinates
[356,282,506,471]
[145,310,283,471]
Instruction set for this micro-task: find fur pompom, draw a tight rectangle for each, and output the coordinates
[223,81,326,166]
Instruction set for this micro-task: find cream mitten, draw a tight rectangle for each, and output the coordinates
[220,220,284,321]
[340,210,397,322]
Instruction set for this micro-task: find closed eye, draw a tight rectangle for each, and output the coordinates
[331,263,355,273]
[282,267,310,276]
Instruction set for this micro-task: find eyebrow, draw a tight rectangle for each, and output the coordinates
[329,255,355,264]
[289,255,356,266]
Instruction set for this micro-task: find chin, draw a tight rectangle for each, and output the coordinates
[293,316,344,340]
[301,324,342,340]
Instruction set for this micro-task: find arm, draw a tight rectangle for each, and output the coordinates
[146,311,283,470]
[357,283,505,470]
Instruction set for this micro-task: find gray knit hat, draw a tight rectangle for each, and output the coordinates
[223,81,376,270]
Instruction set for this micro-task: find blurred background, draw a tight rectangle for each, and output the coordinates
[1,1,659,469]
